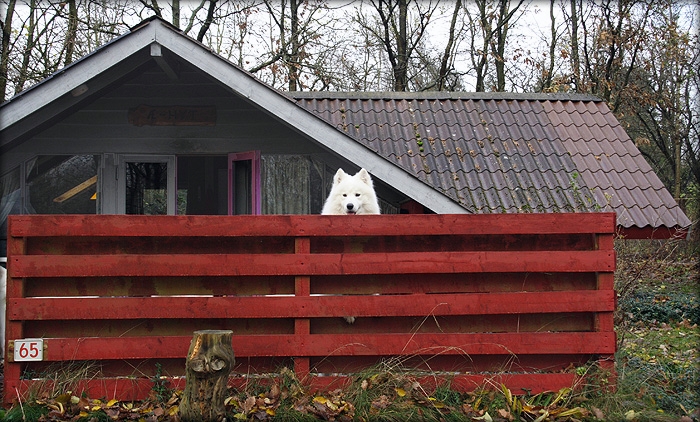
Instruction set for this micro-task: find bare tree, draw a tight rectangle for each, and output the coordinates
[63,0,78,65]
[464,0,490,91]
[620,1,698,205]
[463,0,524,92]
[243,0,340,91]
[355,0,438,91]
[491,0,525,91]
[436,0,462,91]
[567,0,581,91]
[1,0,17,100]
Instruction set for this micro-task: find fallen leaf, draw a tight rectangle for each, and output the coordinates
[371,395,391,409]
[473,412,493,421]
[269,384,280,400]
[105,408,120,419]
[498,408,514,421]
[243,395,256,413]
[428,397,445,408]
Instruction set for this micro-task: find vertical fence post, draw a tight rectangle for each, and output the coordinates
[293,237,311,381]
[4,218,27,404]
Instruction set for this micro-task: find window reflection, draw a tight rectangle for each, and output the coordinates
[26,155,99,214]
[125,162,168,215]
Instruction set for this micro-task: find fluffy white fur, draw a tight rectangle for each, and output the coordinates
[321,168,380,216]
[321,168,380,324]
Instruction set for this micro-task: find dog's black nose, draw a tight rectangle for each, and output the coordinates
[346,203,354,210]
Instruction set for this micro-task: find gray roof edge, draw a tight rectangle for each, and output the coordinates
[1,23,141,108]
[290,91,603,102]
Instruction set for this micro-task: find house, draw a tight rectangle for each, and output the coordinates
[0,16,691,260]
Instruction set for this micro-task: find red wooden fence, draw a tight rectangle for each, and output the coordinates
[4,213,616,404]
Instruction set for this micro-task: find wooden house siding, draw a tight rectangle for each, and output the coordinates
[22,67,323,157]
[4,213,616,404]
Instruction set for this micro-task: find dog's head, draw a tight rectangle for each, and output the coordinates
[323,168,380,215]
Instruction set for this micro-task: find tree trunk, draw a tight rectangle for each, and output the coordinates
[196,0,218,42]
[437,0,461,91]
[15,0,36,95]
[471,0,490,92]
[288,0,300,91]
[172,0,180,28]
[394,0,408,91]
[0,0,16,100]
[64,0,78,66]
[180,330,235,422]
[542,0,556,91]
[569,0,581,91]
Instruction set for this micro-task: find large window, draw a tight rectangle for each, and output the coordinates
[26,155,99,214]
[118,153,260,216]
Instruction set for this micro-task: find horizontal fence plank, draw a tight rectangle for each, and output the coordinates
[9,213,616,237]
[27,332,615,362]
[12,290,616,320]
[10,250,614,277]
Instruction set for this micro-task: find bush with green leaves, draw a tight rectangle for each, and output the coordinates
[620,290,699,325]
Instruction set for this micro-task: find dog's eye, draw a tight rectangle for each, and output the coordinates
[342,194,347,197]
[355,193,360,197]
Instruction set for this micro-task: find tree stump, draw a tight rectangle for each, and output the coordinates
[179,330,235,421]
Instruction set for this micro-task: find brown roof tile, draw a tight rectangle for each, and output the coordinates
[293,92,691,232]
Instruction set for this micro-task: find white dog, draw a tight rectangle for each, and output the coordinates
[321,169,380,324]
[321,168,380,216]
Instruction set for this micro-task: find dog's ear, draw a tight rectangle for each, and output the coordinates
[333,168,347,185]
[357,168,373,186]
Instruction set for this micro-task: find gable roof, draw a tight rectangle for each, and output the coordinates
[293,92,691,238]
[0,17,691,239]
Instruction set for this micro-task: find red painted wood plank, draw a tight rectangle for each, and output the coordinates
[11,290,616,320]
[6,371,578,404]
[8,213,616,238]
[30,332,614,362]
[10,250,614,278]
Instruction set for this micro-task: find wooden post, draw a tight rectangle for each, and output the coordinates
[180,330,235,421]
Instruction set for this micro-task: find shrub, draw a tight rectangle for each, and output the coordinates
[619,290,699,325]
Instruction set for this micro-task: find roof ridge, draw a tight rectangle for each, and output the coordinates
[292,91,602,102]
